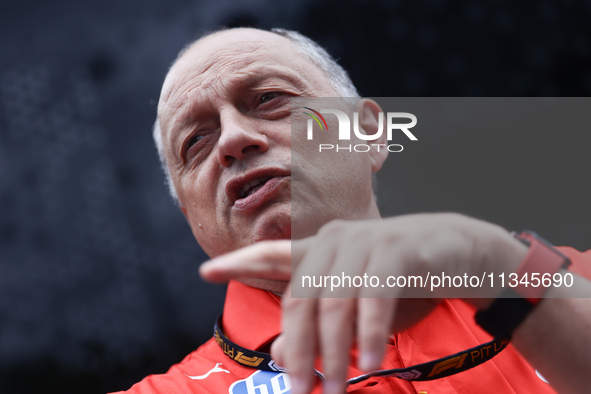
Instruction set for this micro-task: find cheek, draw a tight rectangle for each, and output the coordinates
[175,163,221,222]
[181,193,229,259]
[267,121,291,148]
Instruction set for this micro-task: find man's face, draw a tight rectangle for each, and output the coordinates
[157,29,378,258]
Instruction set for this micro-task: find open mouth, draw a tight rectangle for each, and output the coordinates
[226,168,290,213]
[239,176,272,199]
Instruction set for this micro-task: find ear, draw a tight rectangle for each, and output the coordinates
[357,98,388,172]
[179,205,188,218]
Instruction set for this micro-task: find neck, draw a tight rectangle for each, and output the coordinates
[237,278,290,294]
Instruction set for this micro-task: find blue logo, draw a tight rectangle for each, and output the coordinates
[229,370,291,394]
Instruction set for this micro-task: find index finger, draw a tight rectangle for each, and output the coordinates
[200,240,292,283]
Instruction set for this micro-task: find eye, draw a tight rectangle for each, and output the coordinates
[260,92,281,104]
[186,134,204,149]
[183,133,207,159]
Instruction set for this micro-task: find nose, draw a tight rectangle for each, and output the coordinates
[216,109,270,167]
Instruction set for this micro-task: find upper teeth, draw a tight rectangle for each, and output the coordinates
[240,177,271,198]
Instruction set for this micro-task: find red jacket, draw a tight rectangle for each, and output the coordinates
[113,247,591,393]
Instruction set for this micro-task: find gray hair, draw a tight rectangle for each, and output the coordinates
[153,28,360,203]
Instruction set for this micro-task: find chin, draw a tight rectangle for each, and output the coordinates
[251,204,291,242]
[290,207,330,240]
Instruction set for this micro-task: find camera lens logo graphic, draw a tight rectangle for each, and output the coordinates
[303,107,328,133]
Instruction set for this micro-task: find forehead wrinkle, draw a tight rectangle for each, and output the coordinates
[162,45,261,114]
[160,31,326,114]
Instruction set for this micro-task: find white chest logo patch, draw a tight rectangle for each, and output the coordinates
[185,363,230,380]
[229,370,291,394]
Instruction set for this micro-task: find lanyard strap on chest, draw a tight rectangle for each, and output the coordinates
[213,314,508,383]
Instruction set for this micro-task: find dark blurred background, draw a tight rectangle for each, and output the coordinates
[1,0,590,393]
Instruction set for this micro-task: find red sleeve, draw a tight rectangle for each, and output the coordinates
[556,246,591,280]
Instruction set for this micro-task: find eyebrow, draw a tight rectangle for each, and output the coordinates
[240,66,309,92]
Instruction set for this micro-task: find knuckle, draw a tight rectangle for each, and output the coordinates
[414,247,434,270]
[319,298,350,316]
[362,321,387,340]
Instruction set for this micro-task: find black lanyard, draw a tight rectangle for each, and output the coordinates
[213,314,509,383]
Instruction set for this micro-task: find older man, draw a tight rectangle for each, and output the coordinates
[115,28,591,394]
